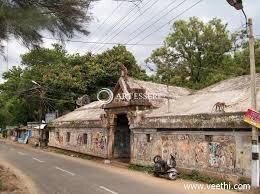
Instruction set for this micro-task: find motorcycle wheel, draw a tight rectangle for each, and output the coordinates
[168,172,177,180]
[153,155,162,163]
[153,172,160,177]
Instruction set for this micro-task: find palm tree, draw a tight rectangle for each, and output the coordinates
[0,0,91,48]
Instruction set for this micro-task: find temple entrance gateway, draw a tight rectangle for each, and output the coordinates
[113,114,130,158]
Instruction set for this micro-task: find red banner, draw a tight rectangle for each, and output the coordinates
[244,109,260,128]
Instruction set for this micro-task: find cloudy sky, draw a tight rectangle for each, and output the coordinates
[1,0,260,82]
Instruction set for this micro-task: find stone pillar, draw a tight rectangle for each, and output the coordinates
[107,114,117,159]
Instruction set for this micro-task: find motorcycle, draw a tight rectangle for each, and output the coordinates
[153,153,178,180]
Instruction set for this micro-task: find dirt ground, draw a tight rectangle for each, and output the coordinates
[0,164,29,194]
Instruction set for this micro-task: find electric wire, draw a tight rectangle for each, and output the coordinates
[86,1,124,41]
[129,0,204,46]
[41,36,162,46]
[89,0,143,51]
[95,0,159,52]
[123,0,180,44]
[125,0,187,44]
[92,0,146,52]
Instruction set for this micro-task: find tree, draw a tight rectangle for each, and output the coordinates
[146,17,237,89]
[0,44,148,126]
[94,45,148,86]
[232,39,260,74]
[0,0,92,49]
[0,0,144,50]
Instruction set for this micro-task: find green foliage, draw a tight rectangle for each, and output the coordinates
[0,44,147,126]
[128,164,154,174]
[129,165,227,185]
[179,170,226,185]
[233,40,260,74]
[94,45,148,87]
[0,179,3,191]
[0,0,91,49]
[146,17,254,90]
[239,177,250,185]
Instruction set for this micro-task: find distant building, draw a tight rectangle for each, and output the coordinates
[16,126,32,144]
[0,128,7,138]
[6,126,19,141]
[27,122,47,146]
[45,112,58,124]
[48,67,260,182]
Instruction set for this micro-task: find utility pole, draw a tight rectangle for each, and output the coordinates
[226,0,259,187]
[39,87,44,147]
[248,18,260,187]
[167,80,170,113]
[32,80,45,147]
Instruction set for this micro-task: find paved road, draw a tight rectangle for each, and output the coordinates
[0,140,188,194]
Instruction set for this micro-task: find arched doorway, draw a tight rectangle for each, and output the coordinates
[113,114,130,159]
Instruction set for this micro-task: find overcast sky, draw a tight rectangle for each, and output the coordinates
[1,0,260,82]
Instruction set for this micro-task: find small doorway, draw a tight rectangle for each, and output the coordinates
[113,114,131,159]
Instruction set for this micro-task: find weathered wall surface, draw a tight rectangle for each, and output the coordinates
[48,127,108,158]
[132,113,248,129]
[31,129,40,138]
[131,130,254,178]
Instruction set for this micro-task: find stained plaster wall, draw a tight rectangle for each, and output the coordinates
[131,129,256,178]
[48,127,108,158]
[31,129,40,138]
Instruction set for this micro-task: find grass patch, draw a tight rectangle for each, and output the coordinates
[179,170,227,185]
[239,177,251,185]
[128,164,153,174]
[128,165,228,185]
[0,179,3,191]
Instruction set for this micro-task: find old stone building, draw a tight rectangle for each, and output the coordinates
[49,70,260,181]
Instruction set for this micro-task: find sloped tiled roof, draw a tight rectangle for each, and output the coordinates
[51,101,104,123]
[105,76,193,108]
[51,74,260,128]
[126,77,192,99]
[145,74,260,117]
[196,74,260,94]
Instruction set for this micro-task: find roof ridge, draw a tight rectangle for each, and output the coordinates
[195,86,251,95]
[129,77,193,91]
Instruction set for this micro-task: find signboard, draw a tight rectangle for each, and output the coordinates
[244,109,260,128]
[45,112,58,123]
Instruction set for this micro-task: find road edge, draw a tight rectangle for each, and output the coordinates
[0,158,39,194]
[0,139,239,194]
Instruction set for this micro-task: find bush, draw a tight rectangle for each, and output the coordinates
[0,179,3,191]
